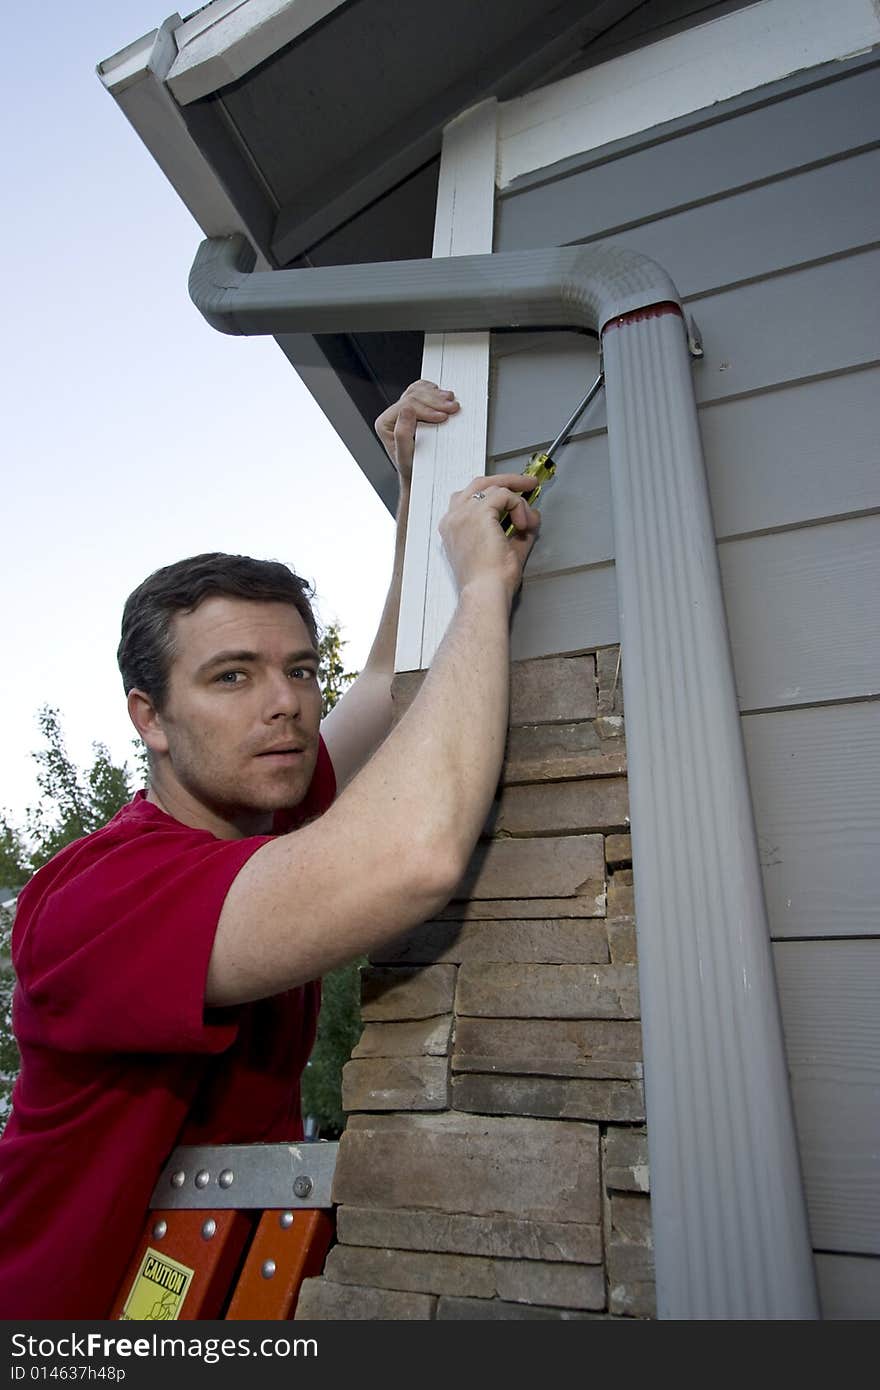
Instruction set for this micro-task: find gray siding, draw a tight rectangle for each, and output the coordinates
[490,53,880,1298]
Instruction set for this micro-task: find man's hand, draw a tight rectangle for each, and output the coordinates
[375,380,460,486]
[440,473,541,605]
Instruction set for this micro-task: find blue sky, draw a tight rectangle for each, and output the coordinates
[1,2,395,823]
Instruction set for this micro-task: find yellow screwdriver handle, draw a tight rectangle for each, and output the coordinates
[500,452,556,537]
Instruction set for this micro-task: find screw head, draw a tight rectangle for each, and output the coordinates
[152,1220,167,1240]
[261,1260,276,1280]
[279,1211,294,1229]
[201,1218,217,1240]
[170,1171,186,1189]
[293,1175,313,1199]
[218,1169,234,1189]
[194,1169,210,1189]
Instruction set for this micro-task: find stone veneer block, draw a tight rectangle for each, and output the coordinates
[437,1297,600,1320]
[611,1194,654,1246]
[509,656,597,725]
[294,1279,434,1320]
[605,834,632,866]
[596,647,623,716]
[336,1207,601,1264]
[453,1074,645,1122]
[323,1247,605,1311]
[596,714,624,740]
[491,779,630,836]
[372,919,609,966]
[494,1260,605,1311]
[324,1245,496,1299]
[607,916,638,964]
[453,1018,642,1078]
[607,870,634,916]
[351,1016,453,1058]
[604,1128,650,1193]
[456,836,605,902]
[456,962,640,1019]
[607,1192,655,1317]
[334,1113,600,1224]
[342,1056,448,1111]
[503,723,627,783]
[607,1243,656,1317]
[360,965,456,1021]
[438,896,605,921]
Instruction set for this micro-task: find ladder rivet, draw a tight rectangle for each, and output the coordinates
[171,1171,186,1188]
[194,1170,210,1189]
[201,1219,217,1240]
[293,1176,313,1198]
[261,1260,276,1279]
[152,1220,167,1239]
[218,1169,234,1189]
[279,1212,294,1228]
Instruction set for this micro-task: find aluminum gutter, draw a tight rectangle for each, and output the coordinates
[189,232,820,1320]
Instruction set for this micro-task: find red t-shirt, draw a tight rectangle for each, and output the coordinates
[0,739,336,1319]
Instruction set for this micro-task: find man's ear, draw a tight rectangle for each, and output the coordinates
[127,688,169,757]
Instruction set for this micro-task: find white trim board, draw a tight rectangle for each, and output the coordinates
[395,100,498,673]
[168,0,349,104]
[498,0,880,187]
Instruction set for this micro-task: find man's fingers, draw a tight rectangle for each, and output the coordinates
[374,383,459,460]
[454,474,539,506]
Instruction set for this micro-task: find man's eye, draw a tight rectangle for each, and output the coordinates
[216,670,245,684]
[289,667,317,681]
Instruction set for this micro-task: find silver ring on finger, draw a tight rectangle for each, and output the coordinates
[471,490,487,500]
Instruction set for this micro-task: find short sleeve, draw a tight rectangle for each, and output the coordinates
[14,829,270,1056]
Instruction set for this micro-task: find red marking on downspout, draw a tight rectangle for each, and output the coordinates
[601,301,683,337]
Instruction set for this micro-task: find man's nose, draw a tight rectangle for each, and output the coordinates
[264,670,303,720]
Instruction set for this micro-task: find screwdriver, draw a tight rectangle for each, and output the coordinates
[498,370,605,536]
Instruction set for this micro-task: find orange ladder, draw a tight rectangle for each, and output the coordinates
[110,1141,337,1320]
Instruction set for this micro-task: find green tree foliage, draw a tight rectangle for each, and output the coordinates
[300,960,364,1138]
[318,619,358,718]
[25,707,133,871]
[304,620,365,1136]
[0,816,30,893]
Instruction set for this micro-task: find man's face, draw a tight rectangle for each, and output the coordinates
[151,596,323,834]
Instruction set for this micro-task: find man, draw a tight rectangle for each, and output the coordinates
[0,380,540,1318]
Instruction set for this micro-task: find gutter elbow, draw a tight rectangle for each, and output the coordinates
[188,233,256,335]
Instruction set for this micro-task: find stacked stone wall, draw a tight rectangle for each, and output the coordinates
[297,649,654,1319]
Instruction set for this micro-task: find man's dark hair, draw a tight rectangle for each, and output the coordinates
[118,552,319,710]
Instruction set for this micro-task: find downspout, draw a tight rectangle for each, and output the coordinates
[190,233,820,1320]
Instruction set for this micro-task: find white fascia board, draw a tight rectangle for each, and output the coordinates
[498,0,880,186]
[166,0,349,105]
[97,15,270,256]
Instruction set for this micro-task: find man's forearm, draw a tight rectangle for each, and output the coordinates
[363,477,410,676]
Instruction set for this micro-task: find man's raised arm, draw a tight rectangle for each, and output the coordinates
[320,380,459,790]
[207,469,540,1006]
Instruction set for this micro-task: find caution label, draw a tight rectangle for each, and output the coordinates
[119,1247,195,1320]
